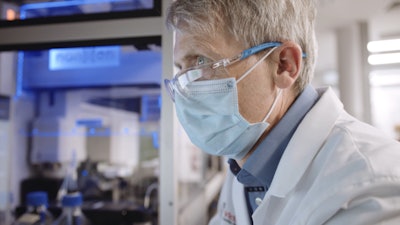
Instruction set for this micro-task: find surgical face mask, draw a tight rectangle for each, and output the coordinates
[165,43,282,159]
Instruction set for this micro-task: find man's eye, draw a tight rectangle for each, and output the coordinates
[196,56,209,66]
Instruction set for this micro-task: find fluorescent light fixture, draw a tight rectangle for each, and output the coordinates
[368,52,400,65]
[367,39,400,53]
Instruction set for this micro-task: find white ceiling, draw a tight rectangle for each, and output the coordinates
[314,0,400,74]
[316,0,396,32]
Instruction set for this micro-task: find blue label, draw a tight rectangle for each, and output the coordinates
[49,46,120,70]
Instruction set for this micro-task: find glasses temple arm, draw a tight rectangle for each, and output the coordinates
[241,42,282,59]
[241,42,307,59]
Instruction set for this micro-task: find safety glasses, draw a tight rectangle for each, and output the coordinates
[164,42,291,102]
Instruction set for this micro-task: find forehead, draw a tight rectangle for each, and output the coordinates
[173,31,244,66]
[174,32,215,58]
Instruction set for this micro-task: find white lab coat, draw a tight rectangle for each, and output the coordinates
[209,87,400,225]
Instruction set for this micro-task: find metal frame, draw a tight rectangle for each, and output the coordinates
[0,17,163,51]
[0,0,161,27]
[0,0,178,224]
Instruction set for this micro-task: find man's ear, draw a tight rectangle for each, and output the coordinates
[273,41,303,89]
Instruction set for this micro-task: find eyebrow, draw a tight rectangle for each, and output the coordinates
[174,48,217,70]
[173,35,224,70]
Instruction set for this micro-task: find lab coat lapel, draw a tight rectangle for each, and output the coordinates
[252,87,344,224]
[232,177,252,225]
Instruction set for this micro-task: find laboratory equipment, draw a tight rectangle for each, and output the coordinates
[14,191,53,225]
[83,200,153,225]
[53,193,90,225]
[57,151,79,202]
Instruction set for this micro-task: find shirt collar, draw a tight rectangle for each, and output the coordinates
[229,85,319,188]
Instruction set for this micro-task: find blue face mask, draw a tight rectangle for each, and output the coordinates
[174,47,282,159]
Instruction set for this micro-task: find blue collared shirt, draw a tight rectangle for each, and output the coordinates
[228,85,319,216]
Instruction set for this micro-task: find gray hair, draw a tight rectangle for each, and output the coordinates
[166,0,318,93]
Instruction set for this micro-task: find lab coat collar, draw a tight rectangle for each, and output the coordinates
[237,85,319,188]
[267,87,343,198]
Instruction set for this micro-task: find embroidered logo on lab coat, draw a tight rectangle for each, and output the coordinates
[223,210,236,225]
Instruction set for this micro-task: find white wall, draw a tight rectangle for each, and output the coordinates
[315,0,400,138]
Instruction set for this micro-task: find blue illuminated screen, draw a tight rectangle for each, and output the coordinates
[18,0,154,20]
[20,45,161,89]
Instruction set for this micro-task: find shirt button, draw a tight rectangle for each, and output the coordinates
[255,197,263,206]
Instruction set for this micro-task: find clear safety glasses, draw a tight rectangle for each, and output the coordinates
[164,42,298,102]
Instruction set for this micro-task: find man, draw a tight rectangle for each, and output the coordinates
[164,0,400,224]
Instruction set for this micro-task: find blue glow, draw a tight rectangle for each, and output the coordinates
[21,127,146,137]
[19,0,154,20]
[22,48,162,89]
[15,52,25,99]
[76,119,103,127]
[152,131,159,150]
[20,0,132,11]
[49,46,120,70]
[89,128,96,135]
[20,9,26,20]
[158,95,162,108]
[140,94,161,122]
[81,170,89,177]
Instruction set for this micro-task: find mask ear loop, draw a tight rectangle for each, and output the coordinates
[236,46,278,84]
[234,46,282,123]
[261,88,282,123]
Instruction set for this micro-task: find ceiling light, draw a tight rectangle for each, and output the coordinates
[368,52,400,65]
[367,39,400,53]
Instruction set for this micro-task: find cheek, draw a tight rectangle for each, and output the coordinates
[237,69,274,123]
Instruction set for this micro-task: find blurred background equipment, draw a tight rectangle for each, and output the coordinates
[14,191,54,225]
